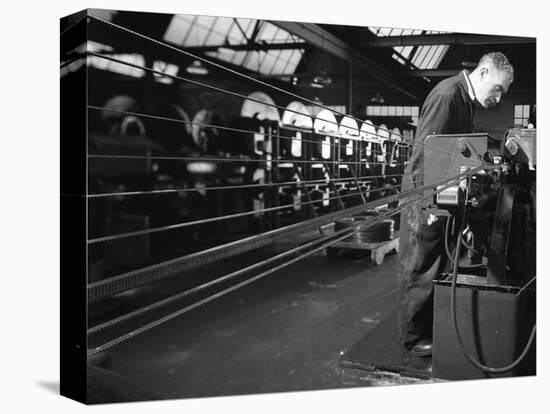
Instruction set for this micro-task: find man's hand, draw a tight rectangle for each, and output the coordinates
[427,214,438,225]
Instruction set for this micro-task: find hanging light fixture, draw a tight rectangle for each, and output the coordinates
[310,32,332,88]
[186,59,209,75]
[310,79,324,88]
[370,91,385,104]
[310,69,332,88]
[186,25,209,75]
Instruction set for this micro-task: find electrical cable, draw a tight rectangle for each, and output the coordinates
[89,105,370,152]
[90,103,421,164]
[89,105,480,167]
[87,166,486,305]
[444,214,484,269]
[450,193,536,374]
[87,181,404,245]
[60,14,88,36]
[88,173,403,198]
[88,199,407,336]
[88,179,456,355]
[88,153,405,166]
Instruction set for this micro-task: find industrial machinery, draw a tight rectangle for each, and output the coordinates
[423,129,536,380]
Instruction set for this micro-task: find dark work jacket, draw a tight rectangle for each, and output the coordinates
[397,71,477,345]
[404,71,476,192]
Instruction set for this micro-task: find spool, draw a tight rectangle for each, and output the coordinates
[387,127,401,168]
[275,163,302,212]
[377,124,390,177]
[360,120,377,173]
[94,95,163,178]
[401,129,412,167]
[280,101,313,158]
[313,109,338,159]
[251,168,265,217]
[100,95,147,137]
[241,92,280,122]
[191,109,224,154]
[335,217,395,243]
[239,92,281,156]
[339,116,360,158]
[120,115,146,136]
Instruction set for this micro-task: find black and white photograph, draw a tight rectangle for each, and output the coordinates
[58,5,541,405]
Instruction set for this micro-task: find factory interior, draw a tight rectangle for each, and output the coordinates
[60,8,537,404]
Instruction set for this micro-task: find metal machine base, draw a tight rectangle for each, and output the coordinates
[432,274,535,380]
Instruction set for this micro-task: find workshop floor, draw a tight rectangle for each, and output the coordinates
[92,246,437,400]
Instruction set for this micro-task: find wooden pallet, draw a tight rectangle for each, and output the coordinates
[326,237,399,265]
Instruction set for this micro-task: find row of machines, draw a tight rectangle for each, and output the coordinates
[87,91,412,280]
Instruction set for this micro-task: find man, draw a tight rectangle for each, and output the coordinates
[396,52,514,356]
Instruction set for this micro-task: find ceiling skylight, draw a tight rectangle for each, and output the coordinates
[368,27,450,70]
[164,15,305,76]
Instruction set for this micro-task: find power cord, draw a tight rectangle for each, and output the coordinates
[450,197,536,373]
[444,215,484,269]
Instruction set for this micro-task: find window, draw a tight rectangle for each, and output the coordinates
[88,53,146,78]
[164,15,305,76]
[366,105,419,126]
[369,27,450,69]
[514,104,531,127]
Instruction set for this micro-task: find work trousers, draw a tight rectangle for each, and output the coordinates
[396,189,447,348]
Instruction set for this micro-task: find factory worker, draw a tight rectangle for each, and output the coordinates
[396,52,514,356]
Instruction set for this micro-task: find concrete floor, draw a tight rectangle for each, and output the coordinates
[89,246,436,400]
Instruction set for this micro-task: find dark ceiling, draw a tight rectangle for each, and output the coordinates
[62,9,536,114]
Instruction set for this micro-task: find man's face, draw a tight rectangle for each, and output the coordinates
[475,65,513,109]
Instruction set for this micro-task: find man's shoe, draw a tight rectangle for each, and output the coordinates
[410,339,432,357]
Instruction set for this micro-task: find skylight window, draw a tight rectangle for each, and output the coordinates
[368,27,423,37]
[369,26,450,70]
[163,15,305,76]
[411,44,449,69]
[88,53,146,78]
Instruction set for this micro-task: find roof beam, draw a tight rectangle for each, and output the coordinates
[176,41,309,53]
[367,33,535,48]
[270,20,421,100]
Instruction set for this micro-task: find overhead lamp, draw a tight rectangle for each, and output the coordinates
[310,69,332,87]
[310,79,324,88]
[370,91,385,104]
[186,59,209,75]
